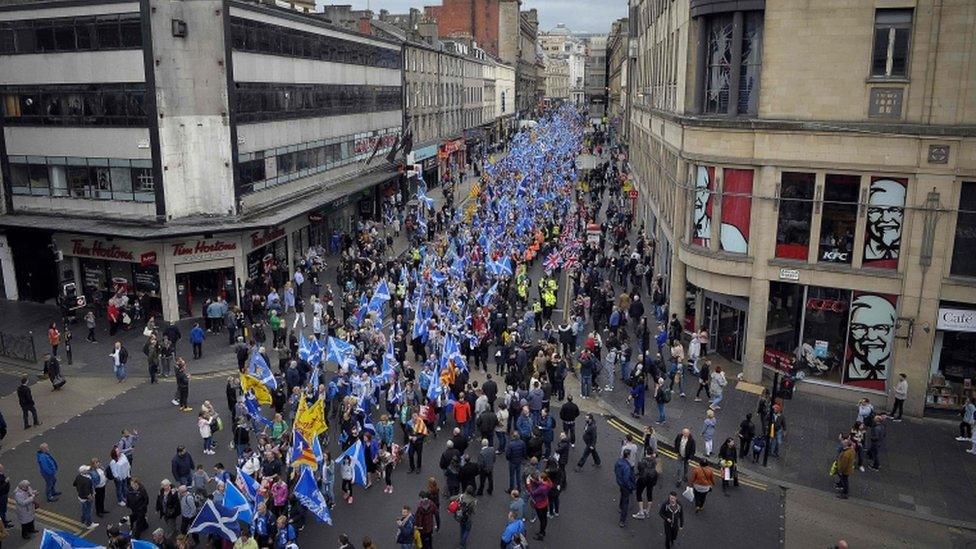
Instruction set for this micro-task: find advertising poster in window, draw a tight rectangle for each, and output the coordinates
[844,292,898,391]
[692,166,714,247]
[862,177,906,269]
[719,168,752,253]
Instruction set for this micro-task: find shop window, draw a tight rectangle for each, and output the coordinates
[719,168,752,254]
[871,9,912,79]
[691,166,714,247]
[862,177,906,269]
[764,282,804,372]
[818,174,859,265]
[950,182,976,277]
[775,172,815,260]
[800,286,851,385]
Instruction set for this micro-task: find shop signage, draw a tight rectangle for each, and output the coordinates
[763,348,794,372]
[778,268,800,281]
[56,236,154,263]
[806,298,847,313]
[170,239,239,264]
[441,139,465,156]
[410,144,439,164]
[937,308,976,333]
[354,133,398,155]
[820,248,850,263]
[308,213,325,223]
[250,227,286,250]
[140,251,157,267]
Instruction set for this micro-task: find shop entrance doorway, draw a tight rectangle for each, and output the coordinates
[703,292,748,363]
[176,268,236,319]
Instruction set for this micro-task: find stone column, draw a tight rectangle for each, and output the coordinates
[742,275,769,383]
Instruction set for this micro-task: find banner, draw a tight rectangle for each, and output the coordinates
[294,397,327,440]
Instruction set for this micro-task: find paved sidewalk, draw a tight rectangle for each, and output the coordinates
[0,168,482,384]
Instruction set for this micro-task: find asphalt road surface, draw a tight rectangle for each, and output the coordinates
[0,374,782,548]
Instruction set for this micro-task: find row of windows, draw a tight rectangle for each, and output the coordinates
[230,17,400,70]
[1,84,148,127]
[0,13,142,55]
[406,81,462,109]
[8,155,154,203]
[237,129,398,195]
[406,47,462,77]
[235,83,401,124]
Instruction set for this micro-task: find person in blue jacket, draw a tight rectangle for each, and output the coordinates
[189,323,205,360]
[499,510,525,548]
[615,449,636,527]
[36,443,60,502]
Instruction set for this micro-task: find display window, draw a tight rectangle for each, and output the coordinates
[775,172,815,260]
[818,174,859,264]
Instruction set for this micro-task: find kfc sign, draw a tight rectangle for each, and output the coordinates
[820,249,850,263]
[806,298,848,313]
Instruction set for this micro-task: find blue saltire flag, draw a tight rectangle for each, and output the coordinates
[326,337,357,370]
[312,433,324,465]
[309,365,321,390]
[497,256,513,276]
[248,351,277,390]
[443,333,467,372]
[298,336,311,362]
[430,270,447,287]
[294,465,333,524]
[416,186,435,209]
[188,500,241,542]
[356,292,369,325]
[223,480,254,525]
[244,393,274,429]
[479,281,499,306]
[40,529,101,549]
[132,541,159,549]
[236,467,260,502]
[334,440,369,486]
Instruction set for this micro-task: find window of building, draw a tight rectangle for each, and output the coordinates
[950,181,976,277]
[719,168,752,253]
[0,14,142,54]
[8,155,154,202]
[871,9,912,78]
[703,15,733,114]
[1,84,148,127]
[233,83,401,124]
[818,174,860,264]
[701,12,763,115]
[775,172,815,260]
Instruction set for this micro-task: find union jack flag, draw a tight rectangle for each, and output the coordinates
[543,251,562,274]
[562,252,579,272]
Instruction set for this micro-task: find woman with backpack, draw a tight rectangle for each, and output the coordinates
[694,360,711,402]
[449,485,477,548]
[631,452,658,519]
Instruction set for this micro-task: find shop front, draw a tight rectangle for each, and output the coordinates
[701,290,748,363]
[53,234,162,317]
[408,144,439,190]
[926,303,976,411]
[764,280,898,393]
[438,138,466,187]
[165,237,242,319]
[245,226,289,286]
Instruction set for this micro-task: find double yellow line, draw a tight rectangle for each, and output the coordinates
[7,497,89,535]
[605,416,768,492]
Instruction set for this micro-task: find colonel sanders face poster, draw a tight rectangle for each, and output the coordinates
[693,166,714,247]
[844,293,897,390]
[719,169,752,254]
[862,178,906,269]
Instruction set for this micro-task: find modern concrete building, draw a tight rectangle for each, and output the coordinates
[627,0,976,416]
[584,35,608,120]
[0,0,402,320]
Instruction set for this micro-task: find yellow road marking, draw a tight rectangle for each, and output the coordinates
[604,417,767,491]
[8,497,87,534]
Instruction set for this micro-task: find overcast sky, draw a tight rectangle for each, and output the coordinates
[315,0,629,34]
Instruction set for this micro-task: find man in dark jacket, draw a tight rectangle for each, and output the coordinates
[505,432,526,491]
[17,377,40,429]
[0,463,11,527]
[559,396,580,446]
[615,449,636,527]
[673,429,697,487]
[170,446,194,487]
[482,374,498,409]
[126,478,150,539]
[72,465,96,528]
[476,408,498,446]
[477,438,495,496]
[576,414,601,469]
[458,454,480,495]
[41,353,64,390]
[155,479,180,537]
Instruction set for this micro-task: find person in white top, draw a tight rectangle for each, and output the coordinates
[890,373,908,421]
[108,448,131,507]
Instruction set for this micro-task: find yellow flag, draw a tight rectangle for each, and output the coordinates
[240,374,272,406]
[294,397,327,440]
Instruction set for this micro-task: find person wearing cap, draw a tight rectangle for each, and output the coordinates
[72,465,97,529]
[152,527,176,549]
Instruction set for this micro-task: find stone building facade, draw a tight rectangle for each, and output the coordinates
[627,0,976,416]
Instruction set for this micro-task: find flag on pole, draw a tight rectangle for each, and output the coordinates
[293,466,333,524]
[326,337,357,370]
[289,430,319,471]
[244,393,273,429]
[222,481,254,525]
[248,351,277,390]
[294,397,327,440]
[240,374,272,406]
[40,530,101,549]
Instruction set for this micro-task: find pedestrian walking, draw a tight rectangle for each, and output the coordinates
[85,310,97,343]
[526,470,552,540]
[36,443,60,502]
[414,491,438,549]
[500,510,526,549]
[449,485,477,548]
[718,438,739,491]
[190,323,205,359]
[170,446,194,487]
[155,479,179,537]
[702,409,716,456]
[110,341,128,383]
[958,397,975,441]
[126,478,150,539]
[174,358,191,411]
[687,460,715,512]
[505,433,526,491]
[708,365,727,410]
[654,378,670,424]
[673,429,696,487]
[694,360,711,401]
[575,414,601,469]
[867,414,887,471]
[0,464,12,528]
[395,505,415,549]
[47,322,60,357]
[16,378,40,429]
[41,353,65,390]
[615,449,636,527]
[834,439,856,499]
[738,413,756,458]
[144,334,161,384]
[118,428,139,466]
[769,404,787,457]
[477,438,495,496]
[660,491,684,549]
[559,395,579,446]
[632,453,658,519]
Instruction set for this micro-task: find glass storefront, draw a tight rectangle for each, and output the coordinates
[246,238,288,282]
[765,281,897,392]
[927,303,976,410]
[78,257,161,316]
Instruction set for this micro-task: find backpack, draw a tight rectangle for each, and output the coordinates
[659,386,672,403]
[211,416,223,433]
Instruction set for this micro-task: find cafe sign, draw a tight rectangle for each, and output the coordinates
[54,234,154,264]
[937,308,976,333]
[170,238,240,264]
[249,226,286,250]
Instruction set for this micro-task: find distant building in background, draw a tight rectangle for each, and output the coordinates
[606,18,629,139]
[543,56,570,100]
[538,24,586,105]
[583,35,608,120]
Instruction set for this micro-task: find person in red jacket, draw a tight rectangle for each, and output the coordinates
[526,470,553,541]
[453,392,473,439]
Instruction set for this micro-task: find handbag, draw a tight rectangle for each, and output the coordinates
[413,527,422,548]
[681,486,695,503]
[828,460,838,476]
